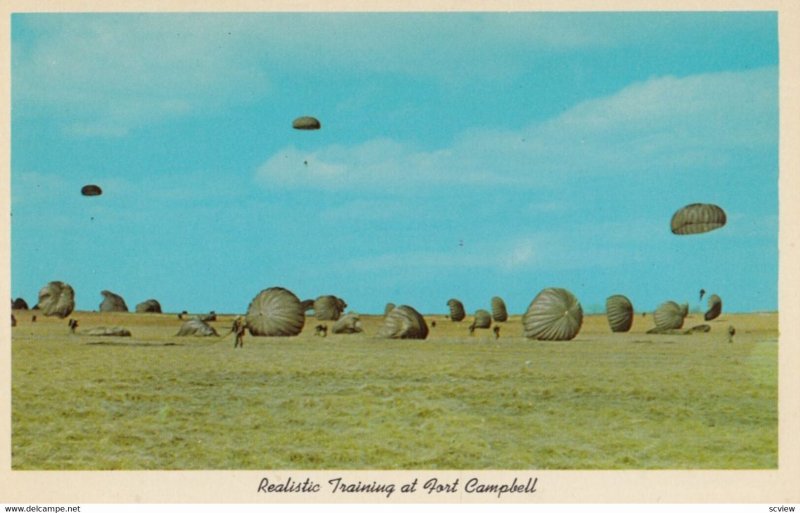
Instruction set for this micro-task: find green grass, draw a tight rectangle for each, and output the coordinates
[11,312,777,470]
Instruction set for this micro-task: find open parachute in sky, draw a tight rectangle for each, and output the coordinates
[292,116,321,130]
[670,203,727,235]
[81,184,102,196]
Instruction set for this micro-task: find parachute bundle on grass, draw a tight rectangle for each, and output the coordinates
[446,299,466,321]
[704,294,722,321]
[314,295,347,321]
[12,297,29,310]
[606,295,634,333]
[670,203,727,235]
[246,287,305,337]
[522,288,583,341]
[37,281,75,318]
[472,309,492,329]
[491,296,508,322]
[85,326,131,337]
[176,319,218,337]
[332,313,363,334]
[99,290,129,312]
[292,116,321,130]
[377,305,429,340]
[653,301,688,330]
[135,299,162,313]
[384,303,396,316]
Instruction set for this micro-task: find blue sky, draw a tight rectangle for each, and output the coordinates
[9,12,779,315]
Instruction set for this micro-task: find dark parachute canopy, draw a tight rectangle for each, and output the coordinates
[704,294,723,321]
[314,295,347,321]
[491,296,508,322]
[292,116,321,130]
[246,287,305,337]
[12,297,29,310]
[176,318,218,337]
[81,184,102,196]
[605,294,634,333]
[300,299,315,312]
[670,203,727,235]
[37,281,75,318]
[135,299,162,313]
[377,305,429,340]
[446,298,466,322]
[522,288,583,341]
[384,303,396,316]
[332,313,363,334]
[99,290,129,312]
[653,301,688,330]
[472,309,492,329]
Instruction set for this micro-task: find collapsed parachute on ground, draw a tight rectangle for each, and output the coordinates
[471,309,492,329]
[653,301,688,330]
[705,294,723,321]
[332,313,363,334]
[522,288,583,341]
[491,296,508,322]
[81,184,102,196]
[84,326,131,337]
[314,295,347,321]
[135,299,162,313]
[99,290,129,312]
[377,305,429,340]
[12,297,29,310]
[292,116,321,130]
[176,318,218,337]
[37,281,75,318]
[300,299,315,312]
[384,303,396,316]
[670,203,727,235]
[246,287,305,337]
[447,299,466,321]
[606,295,634,333]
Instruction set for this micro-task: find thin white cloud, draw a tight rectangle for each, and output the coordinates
[256,67,777,191]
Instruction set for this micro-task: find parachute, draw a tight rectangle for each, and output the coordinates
[522,288,583,341]
[135,299,162,313]
[332,313,363,334]
[653,301,688,330]
[12,297,29,310]
[377,305,429,340]
[446,298,466,322]
[99,290,129,312]
[384,303,396,316]
[704,294,722,321]
[246,287,305,337]
[176,319,218,337]
[471,309,492,329]
[670,203,727,235]
[292,116,321,130]
[37,281,75,318]
[605,294,634,333]
[314,295,347,321]
[491,296,508,322]
[81,184,102,196]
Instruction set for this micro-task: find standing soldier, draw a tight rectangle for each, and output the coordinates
[231,316,247,348]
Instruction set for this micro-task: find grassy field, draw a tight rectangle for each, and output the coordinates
[10,309,777,470]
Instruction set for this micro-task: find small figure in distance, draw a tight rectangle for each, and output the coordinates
[68,318,79,334]
[493,325,500,339]
[468,322,476,335]
[32,315,37,323]
[11,314,16,327]
[315,324,328,338]
[727,325,735,344]
[230,316,246,348]
[431,320,437,328]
